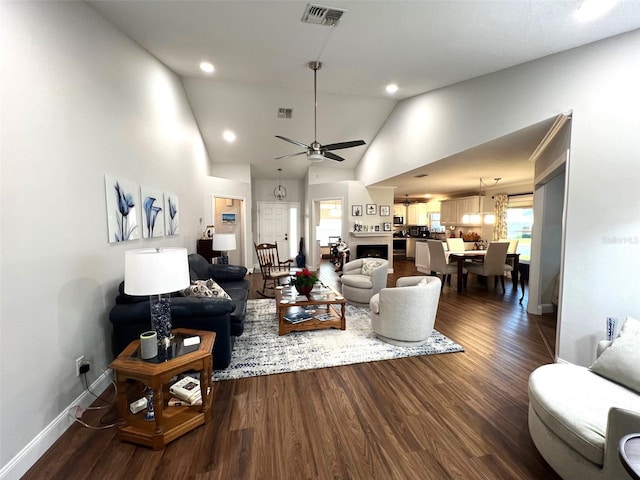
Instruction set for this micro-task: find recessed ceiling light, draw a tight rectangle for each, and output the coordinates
[386,83,398,94]
[574,0,618,22]
[199,61,215,74]
[223,130,236,143]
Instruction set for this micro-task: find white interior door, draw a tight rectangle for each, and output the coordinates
[258,202,291,260]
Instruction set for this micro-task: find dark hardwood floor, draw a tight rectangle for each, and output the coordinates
[24,258,560,480]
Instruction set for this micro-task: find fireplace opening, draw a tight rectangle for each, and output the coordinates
[356,244,388,260]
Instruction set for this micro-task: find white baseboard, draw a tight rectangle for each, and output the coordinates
[0,370,114,480]
[541,303,555,314]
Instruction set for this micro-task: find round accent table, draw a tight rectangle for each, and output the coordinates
[620,433,640,480]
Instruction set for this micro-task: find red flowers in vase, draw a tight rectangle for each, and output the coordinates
[289,268,318,295]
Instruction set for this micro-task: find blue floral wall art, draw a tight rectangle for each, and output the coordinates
[105,175,140,243]
[141,186,164,239]
[164,193,179,236]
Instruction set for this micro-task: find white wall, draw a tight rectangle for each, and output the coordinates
[359,30,640,366]
[1,3,208,476]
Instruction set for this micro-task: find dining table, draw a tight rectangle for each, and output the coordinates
[446,250,520,293]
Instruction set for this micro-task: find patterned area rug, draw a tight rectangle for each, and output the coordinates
[213,299,464,381]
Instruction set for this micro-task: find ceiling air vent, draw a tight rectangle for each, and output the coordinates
[301,4,347,27]
[277,108,293,119]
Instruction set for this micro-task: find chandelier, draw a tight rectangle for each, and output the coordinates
[273,168,287,201]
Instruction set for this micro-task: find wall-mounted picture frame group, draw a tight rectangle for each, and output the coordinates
[366,204,377,215]
[105,175,180,243]
[380,205,391,216]
[352,204,363,216]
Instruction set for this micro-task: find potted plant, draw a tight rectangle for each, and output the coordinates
[289,268,318,296]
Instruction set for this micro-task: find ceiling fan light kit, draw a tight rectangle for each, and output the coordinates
[275,61,365,163]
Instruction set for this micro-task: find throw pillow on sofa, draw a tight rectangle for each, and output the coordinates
[590,315,640,393]
[181,279,231,299]
[361,259,384,276]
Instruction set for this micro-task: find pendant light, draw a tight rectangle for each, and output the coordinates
[463,178,500,224]
[273,168,287,201]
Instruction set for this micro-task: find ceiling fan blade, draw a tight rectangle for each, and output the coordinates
[322,140,366,152]
[275,135,310,150]
[323,151,345,162]
[275,151,307,160]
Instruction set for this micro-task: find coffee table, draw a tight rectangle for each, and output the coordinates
[275,284,346,335]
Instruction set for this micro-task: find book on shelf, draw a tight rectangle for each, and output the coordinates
[315,312,339,322]
[168,396,202,406]
[283,311,313,324]
[169,375,201,403]
[167,386,210,406]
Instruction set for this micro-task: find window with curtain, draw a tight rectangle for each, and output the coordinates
[316,200,342,246]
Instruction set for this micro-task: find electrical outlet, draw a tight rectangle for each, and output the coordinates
[75,355,85,377]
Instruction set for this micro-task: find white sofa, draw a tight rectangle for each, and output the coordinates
[340,258,389,305]
[528,316,640,480]
[369,276,441,346]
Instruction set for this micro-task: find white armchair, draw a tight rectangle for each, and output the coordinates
[370,276,441,346]
[340,258,389,305]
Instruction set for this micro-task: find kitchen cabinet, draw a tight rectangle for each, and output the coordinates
[440,196,483,225]
[393,204,406,218]
[440,200,457,225]
[407,203,428,225]
[415,241,430,273]
[406,238,417,258]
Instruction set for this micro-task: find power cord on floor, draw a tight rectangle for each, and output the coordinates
[68,370,119,430]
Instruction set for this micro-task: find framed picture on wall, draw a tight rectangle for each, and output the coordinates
[374,225,380,232]
[366,204,377,215]
[222,212,236,224]
[105,175,141,243]
[380,205,390,216]
[352,205,363,216]
[164,193,180,236]
[383,222,391,231]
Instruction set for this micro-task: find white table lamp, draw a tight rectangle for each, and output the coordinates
[124,247,190,346]
[212,233,236,264]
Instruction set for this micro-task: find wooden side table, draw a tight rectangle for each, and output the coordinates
[109,328,215,450]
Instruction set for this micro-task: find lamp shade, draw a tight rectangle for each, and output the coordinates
[124,247,189,295]
[212,233,236,251]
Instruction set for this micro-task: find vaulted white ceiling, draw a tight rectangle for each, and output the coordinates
[88,0,640,197]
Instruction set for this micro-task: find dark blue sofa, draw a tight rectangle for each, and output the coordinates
[109,253,249,369]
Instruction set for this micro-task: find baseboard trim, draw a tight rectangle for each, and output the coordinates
[0,370,114,480]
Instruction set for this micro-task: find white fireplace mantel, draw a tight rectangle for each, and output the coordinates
[349,232,392,238]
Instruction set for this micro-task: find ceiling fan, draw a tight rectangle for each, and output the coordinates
[275,61,365,163]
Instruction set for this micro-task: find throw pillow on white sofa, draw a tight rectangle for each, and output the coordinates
[590,315,640,393]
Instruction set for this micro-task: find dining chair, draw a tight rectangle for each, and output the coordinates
[446,238,465,252]
[500,238,519,275]
[254,242,293,297]
[465,241,510,292]
[427,240,466,291]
